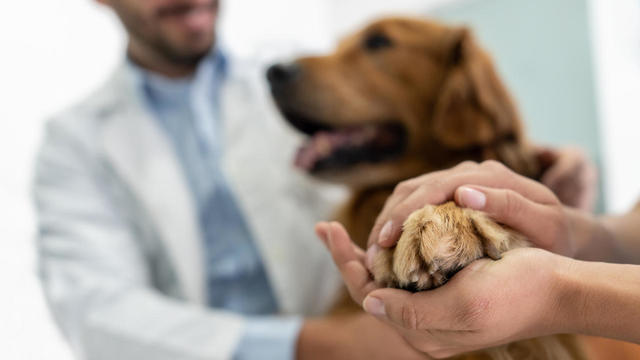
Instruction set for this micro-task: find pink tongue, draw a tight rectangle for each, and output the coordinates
[294,127,378,170]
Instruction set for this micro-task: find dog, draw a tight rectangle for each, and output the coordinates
[267,17,584,360]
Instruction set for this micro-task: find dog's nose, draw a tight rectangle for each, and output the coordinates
[266,63,301,86]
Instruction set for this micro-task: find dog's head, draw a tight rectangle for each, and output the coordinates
[268,17,530,187]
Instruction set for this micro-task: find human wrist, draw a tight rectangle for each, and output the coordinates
[598,214,638,263]
[516,249,580,338]
[553,258,640,341]
[544,254,587,335]
[566,207,615,261]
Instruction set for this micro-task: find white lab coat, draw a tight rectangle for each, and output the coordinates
[33,55,344,360]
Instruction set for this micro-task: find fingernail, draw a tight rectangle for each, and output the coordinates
[326,224,335,250]
[378,221,393,245]
[363,296,386,317]
[366,244,380,270]
[459,187,486,210]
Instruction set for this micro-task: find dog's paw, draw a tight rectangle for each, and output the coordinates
[371,201,528,291]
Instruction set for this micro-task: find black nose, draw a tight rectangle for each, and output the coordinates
[266,63,301,86]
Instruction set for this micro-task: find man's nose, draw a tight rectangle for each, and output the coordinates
[266,62,301,87]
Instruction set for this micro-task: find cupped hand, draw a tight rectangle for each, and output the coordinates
[361,247,572,358]
[367,160,577,257]
[316,221,572,358]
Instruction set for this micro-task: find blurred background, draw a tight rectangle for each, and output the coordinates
[1,0,639,358]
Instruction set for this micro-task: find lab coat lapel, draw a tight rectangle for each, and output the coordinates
[219,61,328,315]
[100,66,206,304]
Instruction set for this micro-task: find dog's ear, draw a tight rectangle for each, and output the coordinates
[432,28,520,149]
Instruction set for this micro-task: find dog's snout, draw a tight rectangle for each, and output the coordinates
[266,63,301,87]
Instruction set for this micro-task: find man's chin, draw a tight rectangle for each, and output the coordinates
[167,48,212,67]
[158,34,216,66]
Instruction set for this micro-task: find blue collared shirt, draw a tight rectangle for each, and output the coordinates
[127,50,302,360]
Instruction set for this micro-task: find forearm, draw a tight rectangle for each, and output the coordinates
[557,259,640,343]
[569,206,640,264]
[598,204,640,264]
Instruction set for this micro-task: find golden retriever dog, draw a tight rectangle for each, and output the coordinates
[267,17,588,359]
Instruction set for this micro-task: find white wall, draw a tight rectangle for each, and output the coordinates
[0,1,123,358]
[326,0,464,38]
[588,0,640,213]
[220,0,332,55]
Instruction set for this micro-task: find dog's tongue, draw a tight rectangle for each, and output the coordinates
[294,126,380,171]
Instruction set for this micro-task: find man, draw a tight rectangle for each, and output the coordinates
[33,0,427,359]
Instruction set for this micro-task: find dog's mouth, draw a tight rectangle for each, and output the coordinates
[283,111,408,173]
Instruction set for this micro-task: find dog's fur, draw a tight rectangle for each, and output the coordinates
[269,17,584,359]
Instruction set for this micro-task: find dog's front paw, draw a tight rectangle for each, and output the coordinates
[371,201,528,291]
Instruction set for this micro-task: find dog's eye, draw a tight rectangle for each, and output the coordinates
[364,33,393,51]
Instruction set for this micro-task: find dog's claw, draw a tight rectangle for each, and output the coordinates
[370,202,528,292]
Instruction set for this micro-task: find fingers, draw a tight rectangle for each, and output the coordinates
[540,147,584,187]
[535,145,558,171]
[370,161,558,249]
[363,289,414,326]
[317,222,366,261]
[363,287,462,331]
[367,164,477,248]
[368,170,458,248]
[540,147,597,212]
[316,221,380,304]
[362,258,495,334]
[455,185,569,253]
[363,288,480,359]
[376,184,452,247]
[366,175,430,248]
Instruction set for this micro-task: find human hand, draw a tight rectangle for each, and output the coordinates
[537,146,597,212]
[367,161,577,257]
[360,247,573,358]
[316,222,573,358]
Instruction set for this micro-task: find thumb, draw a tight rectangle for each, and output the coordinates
[454,185,562,251]
[363,288,456,330]
[363,288,419,329]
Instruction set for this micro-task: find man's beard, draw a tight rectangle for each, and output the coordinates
[117,3,216,69]
[147,35,213,67]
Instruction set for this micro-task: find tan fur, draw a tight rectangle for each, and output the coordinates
[285,17,540,188]
[271,16,590,360]
[371,202,529,291]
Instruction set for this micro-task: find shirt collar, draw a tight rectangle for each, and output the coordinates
[125,47,228,105]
